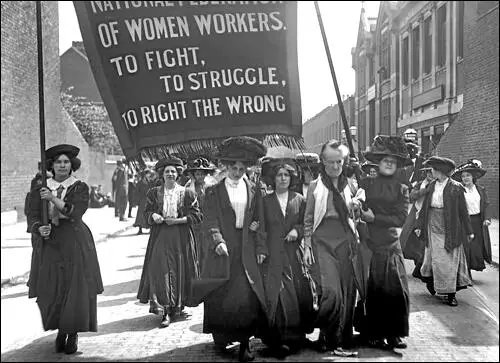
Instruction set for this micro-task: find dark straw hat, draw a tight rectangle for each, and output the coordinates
[423,156,456,175]
[452,159,486,181]
[260,157,298,187]
[184,157,216,174]
[217,136,267,164]
[45,144,80,160]
[364,135,412,167]
[155,157,184,171]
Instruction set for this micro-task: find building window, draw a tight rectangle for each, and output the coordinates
[412,26,420,80]
[424,16,432,74]
[359,110,366,151]
[421,127,431,155]
[402,36,409,86]
[437,5,447,67]
[380,98,391,135]
[457,1,464,59]
[380,30,391,81]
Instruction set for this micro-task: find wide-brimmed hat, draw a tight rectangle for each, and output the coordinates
[154,157,184,171]
[45,144,80,160]
[295,152,321,172]
[217,136,267,164]
[260,157,298,186]
[184,157,217,174]
[364,135,412,167]
[423,156,456,175]
[361,162,379,174]
[452,159,486,181]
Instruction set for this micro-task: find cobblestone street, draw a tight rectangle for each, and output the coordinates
[1,228,498,362]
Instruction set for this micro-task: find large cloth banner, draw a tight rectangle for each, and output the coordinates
[74,1,302,162]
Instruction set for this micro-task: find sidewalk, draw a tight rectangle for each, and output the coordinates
[1,206,137,287]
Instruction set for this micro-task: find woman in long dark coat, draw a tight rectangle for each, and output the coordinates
[137,157,202,328]
[401,167,434,279]
[28,144,103,355]
[259,160,312,358]
[133,169,154,234]
[360,136,411,350]
[451,159,492,276]
[415,156,473,307]
[194,136,268,363]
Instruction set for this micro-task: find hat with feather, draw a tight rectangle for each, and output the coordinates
[217,136,267,165]
[451,159,486,181]
[364,135,412,167]
[184,157,217,175]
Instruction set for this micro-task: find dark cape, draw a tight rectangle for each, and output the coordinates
[27,180,103,333]
[362,174,410,340]
[136,185,201,313]
[261,191,313,345]
[193,178,268,343]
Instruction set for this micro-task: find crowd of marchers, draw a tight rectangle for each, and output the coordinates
[24,135,492,361]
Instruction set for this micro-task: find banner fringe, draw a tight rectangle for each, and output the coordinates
[128,134,305,170]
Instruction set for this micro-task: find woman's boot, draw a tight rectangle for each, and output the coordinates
[65,333,78,354]
[55,331,67,353]
[447,293,458,306]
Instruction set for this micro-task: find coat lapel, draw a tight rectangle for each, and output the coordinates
[218,179,237,224]
[156,186,165,214]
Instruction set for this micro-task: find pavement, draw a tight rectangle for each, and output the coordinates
[1,227,498,362]
[0,206,138,287]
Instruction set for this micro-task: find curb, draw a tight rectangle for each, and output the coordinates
[1,224,136,289]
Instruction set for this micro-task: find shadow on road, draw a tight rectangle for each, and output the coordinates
[117,265,143,272]
[101,280,140,297]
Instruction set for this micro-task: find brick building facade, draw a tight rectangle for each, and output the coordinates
[1,1,90,218]
[435,1,499,217]
[302,96,356,155]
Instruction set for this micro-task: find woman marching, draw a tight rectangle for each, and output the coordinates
[451,159,492,278]
[360,135,411,350]
[259,158,312,358]
[27,144,103,354]
[194,136,268,362]
[184,157,217,271]
[137,157,202,328]
[302,140,360,356]
[415,156,473,306]
[401,165,435,278]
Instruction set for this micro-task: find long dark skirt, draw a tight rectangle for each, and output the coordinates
[34,219,103,333]
[203,230,265,343]
[464,214,486,272]
[364,241,410,340]
[262,243,306,346]
[145,224,195,316]
[309,218,356,348]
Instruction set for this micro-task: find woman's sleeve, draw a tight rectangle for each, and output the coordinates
[481,186,491,221]
[204,187,226,251]
[253,190,268,257]
[294,195,306,241]
[184,188,202,225]
[59,182,90,219]
[458,187,474,235]
[373,184,410,227]
[303,183,316,248]
[28,187,43,236]
[144,188,157,226]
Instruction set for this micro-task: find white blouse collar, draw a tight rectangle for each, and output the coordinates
[47,175,78,190]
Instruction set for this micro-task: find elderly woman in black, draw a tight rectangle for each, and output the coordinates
[415,156,473,307]
[137,157,202,328]
[360,136,411,350]
[259,158,312,358]
[28,144,103,355]
[451,160,492,277]
[194,136,268,363]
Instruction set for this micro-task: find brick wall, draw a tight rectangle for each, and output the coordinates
[435,1,499,217]
[1,1,91,217]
